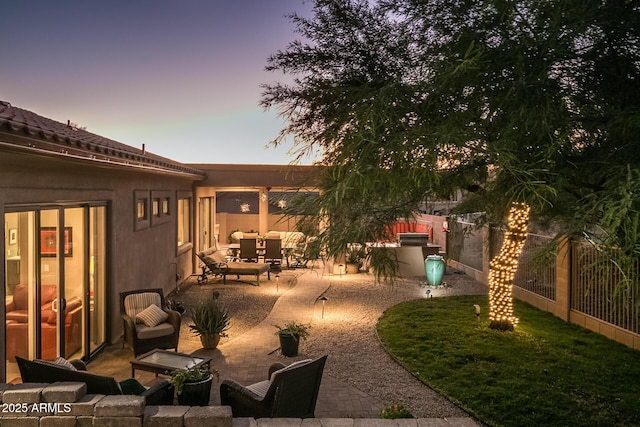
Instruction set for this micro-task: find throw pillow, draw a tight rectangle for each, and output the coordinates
[119,378,147,395]
[124,292,162,321]
[211,251,228,264]
[53,357,77,371]
[270,359,312,382]
[136,304,169,327]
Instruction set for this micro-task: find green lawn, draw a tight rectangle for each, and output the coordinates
[376,295,640,427]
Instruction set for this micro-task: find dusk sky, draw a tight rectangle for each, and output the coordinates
[1,1,317,165]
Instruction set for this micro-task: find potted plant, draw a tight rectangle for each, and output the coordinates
[189,298,230,349]
[345,245,366,274]
[274,321,310,357]
[166,298,185,314]
[171,365,218,406]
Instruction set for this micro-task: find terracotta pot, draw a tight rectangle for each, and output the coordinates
[200,333,221,349]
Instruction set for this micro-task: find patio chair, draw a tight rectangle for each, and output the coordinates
[120,288,181,356]
[240,238,259,262]
[264,238,283,271]
[220,355,327,418]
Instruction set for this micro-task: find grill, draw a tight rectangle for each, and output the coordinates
[398,233,430,246]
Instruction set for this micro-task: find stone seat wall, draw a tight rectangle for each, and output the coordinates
[0,382,477,427]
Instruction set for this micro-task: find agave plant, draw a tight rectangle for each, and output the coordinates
[189,298,231,338]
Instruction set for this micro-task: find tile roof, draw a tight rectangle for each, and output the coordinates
[0,100,205,177]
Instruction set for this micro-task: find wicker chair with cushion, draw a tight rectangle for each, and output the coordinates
[220,355,327,418]
[120,288,181,356]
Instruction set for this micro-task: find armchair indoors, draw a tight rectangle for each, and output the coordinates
[5,284,82,361]
[120,288,181,356]
[220,355,327,418]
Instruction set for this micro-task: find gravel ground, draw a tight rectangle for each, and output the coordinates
[171,267,487,418]
[170,278,283,343]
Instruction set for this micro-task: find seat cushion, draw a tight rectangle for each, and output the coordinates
[6,310,28,322]
[125,292,162,321]
[210,250,228,264]
[246,380,271,398]
[135,322,174,339]
[136,304,169,327]
[225,262,270,275]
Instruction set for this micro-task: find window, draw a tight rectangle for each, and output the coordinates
[177,195,191,249]
[151,190,171,226]
[152,199,160,217]
[137,201,147,220]
[134,190,149,231]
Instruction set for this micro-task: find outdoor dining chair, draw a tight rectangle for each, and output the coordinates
[239,238,259,262]
[264,238,283,270]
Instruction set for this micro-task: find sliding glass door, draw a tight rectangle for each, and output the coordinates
[3,204,107,381]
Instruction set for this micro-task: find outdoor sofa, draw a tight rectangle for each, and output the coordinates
[15,356,173,405]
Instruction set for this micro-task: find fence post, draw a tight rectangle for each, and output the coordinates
[554,236,571,321]
[481,225,491,286]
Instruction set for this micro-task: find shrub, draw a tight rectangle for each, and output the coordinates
[380,404,413,419]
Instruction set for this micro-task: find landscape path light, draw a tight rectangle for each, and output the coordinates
[318,295,329,319]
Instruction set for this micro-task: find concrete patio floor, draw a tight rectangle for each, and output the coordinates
[86,264,482,425]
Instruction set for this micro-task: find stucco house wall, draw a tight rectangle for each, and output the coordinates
[0,150,199,345]
[0,102,204,372]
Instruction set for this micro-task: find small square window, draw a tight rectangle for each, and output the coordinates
[137,200,147,220]
[134,190,150,231]
[151,190,171,227]
[152,199,160,217]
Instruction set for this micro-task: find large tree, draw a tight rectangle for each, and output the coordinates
[262,0,640,328]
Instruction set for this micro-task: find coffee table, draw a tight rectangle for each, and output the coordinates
[130,349,212,377]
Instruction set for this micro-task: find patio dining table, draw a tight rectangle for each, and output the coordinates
[224,242,299,267]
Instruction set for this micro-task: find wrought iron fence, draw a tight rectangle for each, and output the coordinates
[571,241,640,334]
[460,223,640,338]
[514,233,557,301]
[490,229,556,301]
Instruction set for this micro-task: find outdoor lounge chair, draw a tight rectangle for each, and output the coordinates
[196,247,271,285]
[15,356,173,405]
[120,288,181,356]
[220,355,327,418]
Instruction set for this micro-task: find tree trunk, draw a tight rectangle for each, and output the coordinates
[488,202,530,330]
